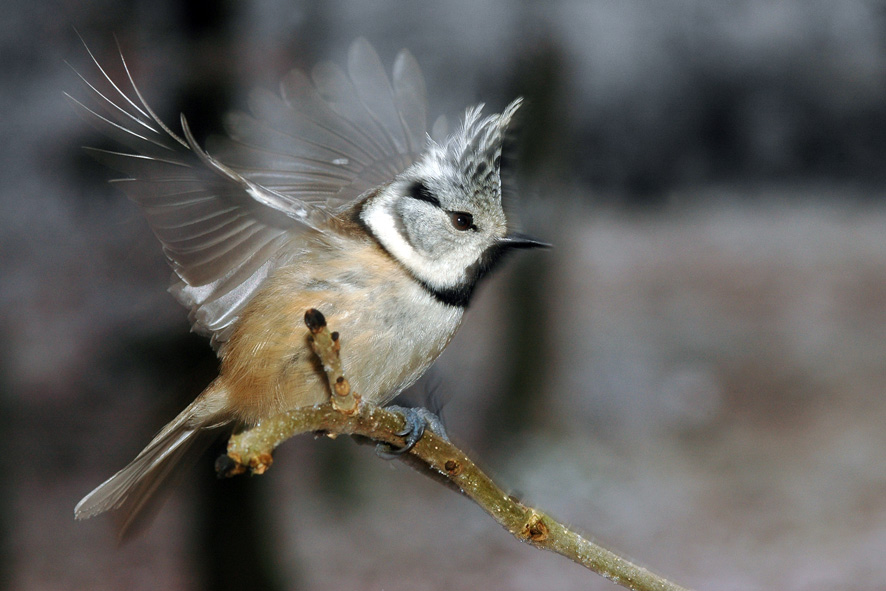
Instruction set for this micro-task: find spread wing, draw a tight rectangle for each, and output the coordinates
[68,38,429,349]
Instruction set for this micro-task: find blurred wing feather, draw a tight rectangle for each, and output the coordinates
[213,38,428,209]
[70,38,429,348]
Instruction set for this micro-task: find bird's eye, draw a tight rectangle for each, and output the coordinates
[449,211,474,231]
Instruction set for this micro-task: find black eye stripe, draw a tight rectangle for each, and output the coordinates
[407,181,440,208]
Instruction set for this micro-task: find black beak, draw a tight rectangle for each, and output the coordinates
[498,232,552,250]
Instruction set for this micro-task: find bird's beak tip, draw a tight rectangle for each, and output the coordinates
[500,233,552,250]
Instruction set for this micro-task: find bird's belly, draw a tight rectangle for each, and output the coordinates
[218,253,464,423]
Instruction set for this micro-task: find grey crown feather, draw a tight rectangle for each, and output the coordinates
[68,38,431,349]
[419,99,522,208]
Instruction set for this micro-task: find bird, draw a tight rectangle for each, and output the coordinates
[69,37,547,538]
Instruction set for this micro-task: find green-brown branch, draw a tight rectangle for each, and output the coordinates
[221,309,693,591]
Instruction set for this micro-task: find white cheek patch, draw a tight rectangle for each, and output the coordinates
[363,204,416,263]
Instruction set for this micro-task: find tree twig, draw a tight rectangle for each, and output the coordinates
[220,309,693,591]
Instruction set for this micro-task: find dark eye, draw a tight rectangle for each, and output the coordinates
[449,211,474,231]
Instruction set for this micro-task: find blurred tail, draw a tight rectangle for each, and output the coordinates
[75,386,231,540]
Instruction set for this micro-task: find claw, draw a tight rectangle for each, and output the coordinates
[376,406,448,459]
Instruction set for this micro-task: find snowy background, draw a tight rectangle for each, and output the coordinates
[4,1,886,590]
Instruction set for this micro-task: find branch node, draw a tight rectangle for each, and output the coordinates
[215,453,246,478]
[303,308,327,332]
[249,453,273,475]
[444,459,462,476]
[523,512,550,543]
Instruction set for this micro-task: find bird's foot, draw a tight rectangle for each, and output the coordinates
[376,406,449,459]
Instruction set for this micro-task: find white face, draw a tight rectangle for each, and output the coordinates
[360,173,508,293]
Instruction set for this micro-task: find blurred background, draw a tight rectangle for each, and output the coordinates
[4,0,886,589]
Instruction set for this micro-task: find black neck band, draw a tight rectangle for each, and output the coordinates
[416,279,473,308]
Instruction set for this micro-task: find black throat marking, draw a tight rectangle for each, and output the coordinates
[414,239,517,308]
[416,278,475,308]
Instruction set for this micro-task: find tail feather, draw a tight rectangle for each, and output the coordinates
[75,397,231,540]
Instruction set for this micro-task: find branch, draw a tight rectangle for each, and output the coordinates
[219,310,693,591]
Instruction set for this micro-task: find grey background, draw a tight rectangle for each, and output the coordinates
[4,1,886,589]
